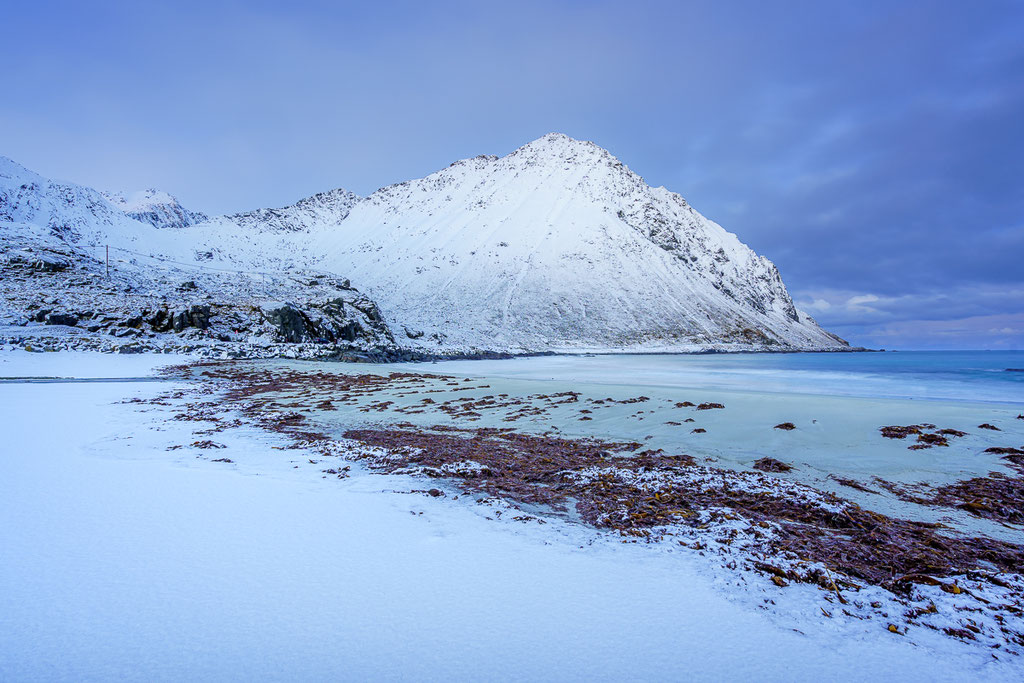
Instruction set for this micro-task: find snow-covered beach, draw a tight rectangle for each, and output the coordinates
[2,350,1022,681]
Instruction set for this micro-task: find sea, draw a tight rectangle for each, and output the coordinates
[259,350,1024,540]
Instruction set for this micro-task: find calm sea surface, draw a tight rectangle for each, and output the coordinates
[416,351,1024,405]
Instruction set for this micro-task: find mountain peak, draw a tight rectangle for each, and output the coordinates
[103,188,207,229]
[508,133,616,170]
[518,132,599,152]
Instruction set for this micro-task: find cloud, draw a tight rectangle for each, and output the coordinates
[854,313,1024,350]
[795,285,1024,348]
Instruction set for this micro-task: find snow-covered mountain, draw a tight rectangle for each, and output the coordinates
[1,156,144,242]
[0,156,394,356]
[311,134,845,351]
[103,189,208,229]
[0,136,849,355]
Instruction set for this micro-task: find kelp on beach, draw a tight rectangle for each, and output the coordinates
[157,360,1024,651]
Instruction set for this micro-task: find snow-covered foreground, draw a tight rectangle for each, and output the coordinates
[1,353,1020,681]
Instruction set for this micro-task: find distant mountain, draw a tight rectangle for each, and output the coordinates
[0,136,849,354]
[103,189,207,229]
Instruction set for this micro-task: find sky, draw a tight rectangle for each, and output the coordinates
[1,0,1022,350]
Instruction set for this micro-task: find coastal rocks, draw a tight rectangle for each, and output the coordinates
[146,306,211,332]
[262,304,311,343]
[29,252,71,272]
[0,233,399,355]
[879,424,969,450]
[174,306,211,331]
[880,425,927,439]
[774,422,796,430]
[260,298,393,345]
[753,457,794,473]
[44,312,78,327]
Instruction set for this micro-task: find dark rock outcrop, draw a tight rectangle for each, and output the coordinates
[260,298,392,345]
[44,312,78,327]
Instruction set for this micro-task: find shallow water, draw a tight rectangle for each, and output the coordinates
[248,352,1024,541]
[419,351,1024,404]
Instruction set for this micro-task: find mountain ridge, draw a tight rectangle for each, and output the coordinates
[0,134,849,355]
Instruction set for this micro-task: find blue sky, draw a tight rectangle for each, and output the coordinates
[2,0,1022,350]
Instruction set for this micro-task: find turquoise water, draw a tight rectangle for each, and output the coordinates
[419,351,1024,405]
[261,351,1024,538]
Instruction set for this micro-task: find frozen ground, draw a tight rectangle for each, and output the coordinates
[1,352,1022,681]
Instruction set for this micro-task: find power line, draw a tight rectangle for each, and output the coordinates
[79,243,286,278]
[7,239,311,280]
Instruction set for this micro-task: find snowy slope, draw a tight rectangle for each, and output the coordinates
[219,187,361,233]
[1,156,149,243]
[313,134,846,352]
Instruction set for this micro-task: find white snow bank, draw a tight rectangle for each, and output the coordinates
[0,349,188,378]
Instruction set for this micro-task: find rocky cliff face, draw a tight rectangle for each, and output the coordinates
[0,238,395,357]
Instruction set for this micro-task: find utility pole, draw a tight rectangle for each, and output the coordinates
[105,245,109,278]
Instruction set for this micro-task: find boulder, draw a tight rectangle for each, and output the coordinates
[171,305,211,332]
[263,303,312,343]
[44,313,78,327]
